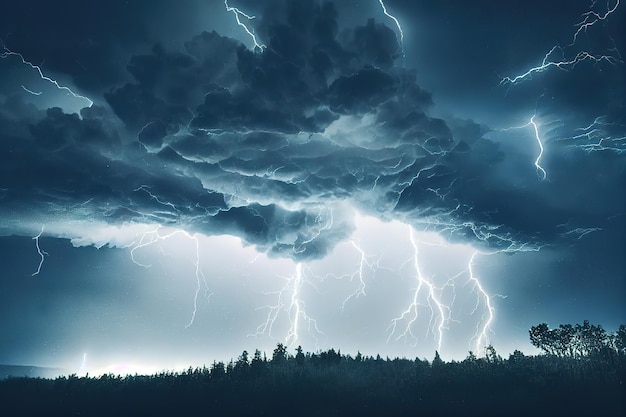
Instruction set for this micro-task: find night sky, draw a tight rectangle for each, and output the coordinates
[0,0,624,375]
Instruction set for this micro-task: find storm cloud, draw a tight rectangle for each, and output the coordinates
[1,0,623,262]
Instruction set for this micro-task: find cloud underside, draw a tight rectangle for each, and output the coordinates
[0,0,622,260]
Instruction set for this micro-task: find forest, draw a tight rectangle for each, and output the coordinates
[0,321,624,417]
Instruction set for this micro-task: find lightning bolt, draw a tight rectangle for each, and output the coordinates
[1,42,94,108]
[499,108,548,180]
[21,85,42,96]
[340,240,377,310]
[378,222,512,357]
[315,238,383,311]
[31,226,48,276]
[571,0,621,46]
[501,0,622,86]
[293,206,334,256]
[78,352,88,376]
[286,263,305,346]
[529,114,547,180]
[467,251,495,355]
[498,1,624,169]
[387,226,449,352]
[500,47,619,86]
[558,116,626,153]
[252,262,322,348]
[129,226,211,328]
[134,185,180,214]
[560,227,603,240]
[377,0,404,54]
[224,0,266,51]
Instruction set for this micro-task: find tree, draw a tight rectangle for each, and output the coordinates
[295,346,305,365]
[250,349,267,376]
[226,359,235,374]
[615,324,626,355]
[272,343,288,364]
[530,321,618,358]
[464,351,477,364]
[319,348,341,365]
[485,345,501,364]
[415,357,430,378]
[252,349,264,364]
[530,323,557,355]
[556,324,575,357]
[432,351,443,368]
[234,350,250,376]
[508,350,525,363]
[573,320,608,356]
[210,361,226,379]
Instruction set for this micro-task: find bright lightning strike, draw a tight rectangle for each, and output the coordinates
[500,47,619,86]
[377,0,404,54]
[224,0,266,51]
[500,0,622,86]
[252,263,322,348]
[387,227,449,352]
[500,111,548,181]
[129,226,211,328]
[31,226,48,276]
[0,42,94,108]
[529,115,547,180]
[286,263,304,346]
[467,252,495,355]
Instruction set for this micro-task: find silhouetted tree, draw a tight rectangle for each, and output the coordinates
[530,321,621,358]
[234,350,249,377]
[210,361,226,379]
[295,345,305,365]
[508,350,525,363]
[464,351,477,364]
[530,323,557,355]
[432,351,443,368]
[250,349,267,376]
[615,325,626,355]
[576,320,608,356]
[555,324,576,356]
[319,348,341,365]
[272,343,288,364]
[485,345,502,364]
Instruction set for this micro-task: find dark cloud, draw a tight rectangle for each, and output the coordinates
[0,0,624,263]
[0,0,151,93]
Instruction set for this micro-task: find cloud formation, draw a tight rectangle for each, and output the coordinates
[1,0,623,261]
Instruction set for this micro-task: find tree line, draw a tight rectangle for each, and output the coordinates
[0,321,624,417]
